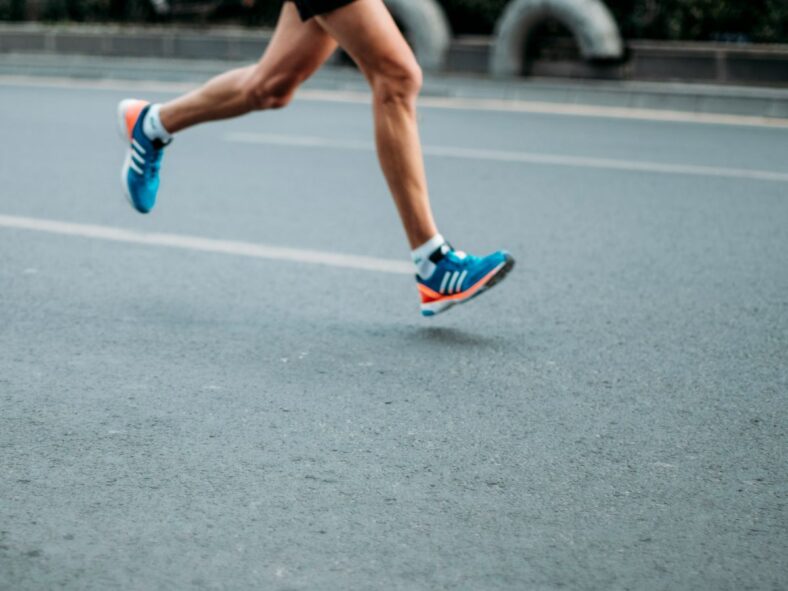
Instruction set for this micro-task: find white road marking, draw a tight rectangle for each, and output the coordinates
[0,214,412,275]
[1,75,787,129]
[225,132,788,183]
[302,88,788,129]
[0,75,197,94]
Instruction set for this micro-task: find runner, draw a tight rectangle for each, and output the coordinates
[117,0,514,316]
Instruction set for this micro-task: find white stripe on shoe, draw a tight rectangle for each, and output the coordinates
[456,270,468,293]
[439,271,451,294]
[131,138,146,154]
[128,159,143,175]
[447,271,460,294]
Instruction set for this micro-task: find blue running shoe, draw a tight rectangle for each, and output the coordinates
[417,245,515,316]
[117,99,169,214]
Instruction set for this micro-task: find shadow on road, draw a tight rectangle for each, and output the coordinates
[409,326,501,348]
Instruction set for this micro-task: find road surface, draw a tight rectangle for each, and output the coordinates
[1,77,786,590]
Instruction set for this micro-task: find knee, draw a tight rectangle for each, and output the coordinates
[371,57,423,106]
[244,71,299,111]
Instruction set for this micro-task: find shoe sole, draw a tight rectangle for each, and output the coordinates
[116,99,146,213]
[420,254,516,317]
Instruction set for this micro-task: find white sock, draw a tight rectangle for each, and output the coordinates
[411,234,447,279]
[142,104,172,142]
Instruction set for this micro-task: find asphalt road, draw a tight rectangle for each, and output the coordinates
[1,77,786,590]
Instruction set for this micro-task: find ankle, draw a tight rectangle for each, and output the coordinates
[142,104,173,142]
[411,234,448,279]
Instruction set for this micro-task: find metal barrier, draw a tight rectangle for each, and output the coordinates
[384,0,451,71]
[490,0,623,77]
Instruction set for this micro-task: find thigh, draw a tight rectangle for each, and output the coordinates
[314,0,417,79]
[256,1,338,82]
[289,0,358,21]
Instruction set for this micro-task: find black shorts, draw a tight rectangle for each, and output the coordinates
[286,0,358,21]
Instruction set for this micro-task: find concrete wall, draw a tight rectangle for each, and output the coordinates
[1,23,786,87]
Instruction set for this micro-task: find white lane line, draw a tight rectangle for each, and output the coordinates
[1,75,787,129]
[0,214,412,275]
[302,88,788,129]
[225,132,788,184]
[0,75,197,94]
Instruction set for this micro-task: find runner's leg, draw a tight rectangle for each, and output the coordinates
[159,3,337,133]
[315,0,437,248]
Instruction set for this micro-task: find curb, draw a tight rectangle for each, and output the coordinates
[0,23,273,62]
[2,22,788,87]
[2,52,786,119]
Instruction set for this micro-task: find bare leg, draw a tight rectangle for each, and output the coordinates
[159,3,337,133]
[316,0,438,248]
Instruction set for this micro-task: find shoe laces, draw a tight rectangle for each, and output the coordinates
[144,140,166,179]
[445,249,472,267]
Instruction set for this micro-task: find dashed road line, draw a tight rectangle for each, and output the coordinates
[225,132,788,183]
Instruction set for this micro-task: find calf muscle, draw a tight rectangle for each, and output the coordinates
[317,0,436,247]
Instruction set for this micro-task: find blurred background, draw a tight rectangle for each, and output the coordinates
[1,0,786,85]
[2,2,787,591]
[0,0,784,42]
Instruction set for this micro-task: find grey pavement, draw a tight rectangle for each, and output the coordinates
[0,78,786,590]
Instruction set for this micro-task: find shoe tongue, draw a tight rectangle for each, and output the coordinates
[428,242,452,264]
